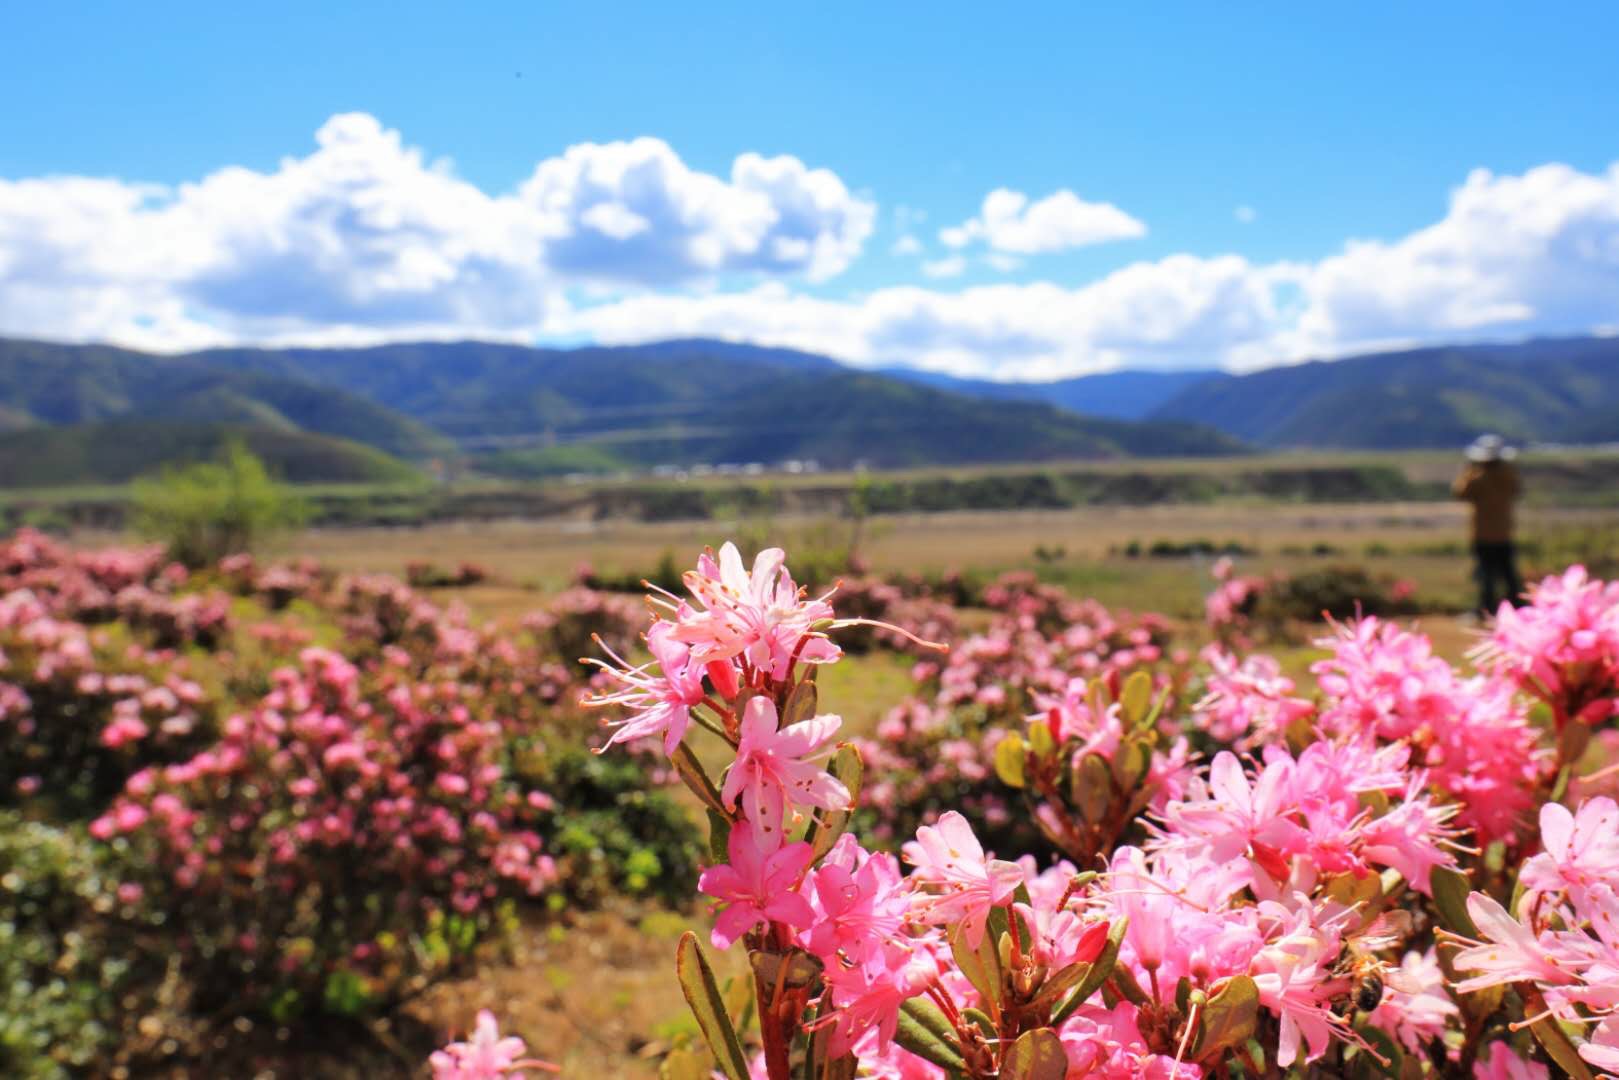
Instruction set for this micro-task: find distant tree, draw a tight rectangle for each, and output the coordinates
[131,441,307,566]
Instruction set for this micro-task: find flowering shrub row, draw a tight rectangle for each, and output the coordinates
[0,529,712,1073]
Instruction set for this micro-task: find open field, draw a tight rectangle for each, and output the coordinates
[10,445,1619,534]
[233,499,1614,619]
[12,463,1619,1078]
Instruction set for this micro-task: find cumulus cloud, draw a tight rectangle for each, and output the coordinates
[3,133,1618,379]
[558,253,1293,379]
[521,136,873,285]
[940,188,1146,254]
[562,161,1619,377]
[1292,162,1619,354]
[0,113,873,348]
[890,234,922,256]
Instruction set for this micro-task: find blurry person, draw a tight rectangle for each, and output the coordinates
[1453,434,1524,614]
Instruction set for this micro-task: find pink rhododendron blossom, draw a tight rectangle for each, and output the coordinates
[699,826,816,949]
[430,1011,554,1078]
[582,620,708,755]
[722,695,850,846]
[667,542,841,681]
[903,811,1024,947]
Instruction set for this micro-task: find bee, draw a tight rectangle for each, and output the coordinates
[1338,910,1413,1015]
[1354,971,1385,1012]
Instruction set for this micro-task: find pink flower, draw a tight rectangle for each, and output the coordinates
[801,834,907,965]
[698,826,816,949]
[902,811,1023,947]
[722,696,849,847]
[1473,1042,1550,1080]
[667,543,840,681]
[429,1010,550,1079]
[820,950,936,1056]
[1519,797,1619,911]
[583,620,707,756]
[1451,893,1576,994]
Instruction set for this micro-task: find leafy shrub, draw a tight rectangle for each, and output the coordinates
[0,813,138,1078]
[94,648,560,1018]
[1261,563,1420,621]
[132,441,307,568]
[518,746,699,906]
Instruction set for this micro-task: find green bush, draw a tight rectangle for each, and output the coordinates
[0,814,137,1078]
[522,747,700,906]
[131,441,307,567]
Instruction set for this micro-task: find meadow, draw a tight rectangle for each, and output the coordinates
[5,459,1619,1079]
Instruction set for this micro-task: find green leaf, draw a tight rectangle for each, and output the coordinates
[1075,753,1112,825]
[995,733,1027,788]
[807,743,863,863]
[1351,1022,1403,1078]
[783,678,819,727]
[1529,1014,1596,1080]
[1053,917,1127,1025]
[1322,871,1382,911]
[675,932,750,1080]
[895,997,967,1072]
[1191,975,1260,1060]
[1120,670,1153,728]
[707,808,732,864]
[1430,866,1478,938]
[671,742,728,816]
[1027,959,1092,1014]
[949,921,1003,1012]
[1027,720,1056,760]
[1111,737,1151,791]
[1001,1027,1067,1080]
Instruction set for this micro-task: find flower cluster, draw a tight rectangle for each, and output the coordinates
[1450,796,1619,1075]
[1312,616,1546,845]
[1480,564,1619,730]
[584,542,1529,1080]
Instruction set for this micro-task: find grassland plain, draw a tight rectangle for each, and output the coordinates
[9,446,1619,534]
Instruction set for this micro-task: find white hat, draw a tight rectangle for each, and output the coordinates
[1465,434,1518,462]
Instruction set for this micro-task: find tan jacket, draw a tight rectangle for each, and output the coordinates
[1453,461,1520,543]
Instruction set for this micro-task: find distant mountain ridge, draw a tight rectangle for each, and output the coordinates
[1148,336,1619,448]
[879,366,1221,421]
[4,332,1613,488]
[0,337,1240,486]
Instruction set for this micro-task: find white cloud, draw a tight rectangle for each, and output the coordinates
[558,253,1293,379]
[522,138,874,284]
[920,255,967,279]
[4,133,1619,381]
[1292,162,1619,355]
[984,253,1022,273]
[890,234,922,256]
[1235,205,1257,224]
[940,188,1146,254]
[0,113,873,348]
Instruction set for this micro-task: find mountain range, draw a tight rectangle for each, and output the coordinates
[0,333,1614,487]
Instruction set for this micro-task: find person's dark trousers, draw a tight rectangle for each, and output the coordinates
[1473,540,1524,614]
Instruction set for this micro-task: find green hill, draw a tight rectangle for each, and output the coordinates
[189,340,1242,471]
[0,339,454,461]
[0,336,1243,484]
[1150,337,1619,448]
[0,422,421,488]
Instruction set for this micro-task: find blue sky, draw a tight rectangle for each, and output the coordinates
[3,3,1618,377]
